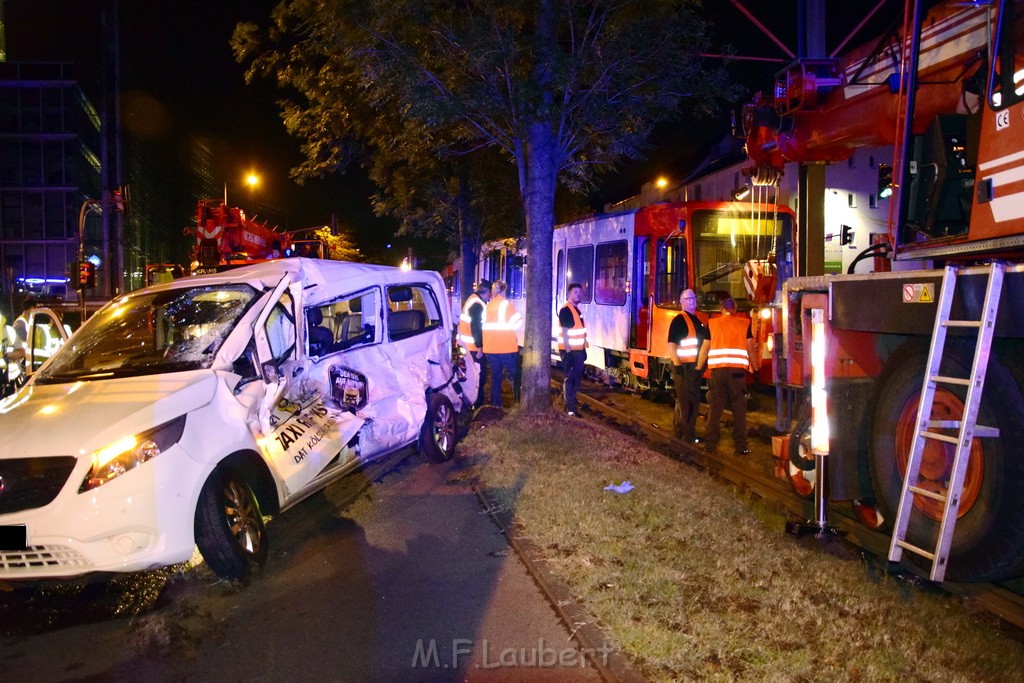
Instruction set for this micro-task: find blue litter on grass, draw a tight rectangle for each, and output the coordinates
[604,481,634,494]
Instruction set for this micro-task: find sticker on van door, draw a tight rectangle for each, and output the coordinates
[259,395,364,496]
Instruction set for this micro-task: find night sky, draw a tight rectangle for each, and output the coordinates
[4,1,896,267]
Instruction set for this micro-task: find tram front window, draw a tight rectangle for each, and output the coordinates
[692,209,791,309]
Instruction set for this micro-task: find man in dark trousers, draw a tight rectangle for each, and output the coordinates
[482,280,522,408]
[667,288,709,443]
[558,283,588,416]
[698,298,759,455]
[457,279,491,408]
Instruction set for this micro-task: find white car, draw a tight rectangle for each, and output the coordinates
[0,259,472,580]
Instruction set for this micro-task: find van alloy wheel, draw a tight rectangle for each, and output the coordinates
[195,464,268,580]
[419,393,457,463]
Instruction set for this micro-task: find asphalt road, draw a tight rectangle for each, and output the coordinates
[0,450,602,682]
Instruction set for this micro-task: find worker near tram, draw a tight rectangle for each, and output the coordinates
[698,298,759,455]
[558,283,588,417]
[482,280,522,409]
[458,279,492,409]
[667,288,709,443]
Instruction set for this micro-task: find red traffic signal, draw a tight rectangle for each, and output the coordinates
[71,260,96,289]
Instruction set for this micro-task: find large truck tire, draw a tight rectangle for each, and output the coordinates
[869,342,1024,582]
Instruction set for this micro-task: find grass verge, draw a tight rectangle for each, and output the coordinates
[461,411,1024,682]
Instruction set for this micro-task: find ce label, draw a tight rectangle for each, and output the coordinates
[996,109,1010,130]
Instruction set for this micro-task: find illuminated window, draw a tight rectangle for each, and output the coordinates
[566,246,594,303]
[594,241,628,306]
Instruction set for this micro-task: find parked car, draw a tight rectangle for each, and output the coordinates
[0,259,469,580]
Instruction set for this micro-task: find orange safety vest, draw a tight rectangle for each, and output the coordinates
[707,314,750,370]
[673,312,699,362]
[482,295,521,354]
[458,293,485,351]
[558,302,588,351]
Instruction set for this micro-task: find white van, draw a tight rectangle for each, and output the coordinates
[0,259,474,580]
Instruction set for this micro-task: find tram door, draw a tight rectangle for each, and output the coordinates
[630,237,651,350]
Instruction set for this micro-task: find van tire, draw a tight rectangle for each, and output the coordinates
[195,463,268,580]
[419,393,457,463]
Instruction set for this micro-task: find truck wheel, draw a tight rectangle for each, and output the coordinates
[419,393,457,463]
[870,344,1024,581]
[195,464,268,580]
[787,403,814,499]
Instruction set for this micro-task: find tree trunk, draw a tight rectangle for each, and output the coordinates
[456,172,481,306]
[520,120,557,414]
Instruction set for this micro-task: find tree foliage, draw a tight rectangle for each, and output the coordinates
[312,226,363,262]
[235,0,737,412]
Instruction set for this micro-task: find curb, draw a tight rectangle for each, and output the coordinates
[474,487,648,683]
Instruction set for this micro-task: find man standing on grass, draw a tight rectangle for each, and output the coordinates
[482,280,522,409]
[667,288,708,442]
[699,298,758,455]
[558,283,588,417]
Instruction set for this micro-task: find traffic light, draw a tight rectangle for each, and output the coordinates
[877,163,893,199]
[840,224,854,246]
[71,260,96,289]
[110,187,126,213]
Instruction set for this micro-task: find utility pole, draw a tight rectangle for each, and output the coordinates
[796,0,827,277]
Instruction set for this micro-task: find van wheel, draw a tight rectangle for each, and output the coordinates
[195,464,268,580]
[419,393,457,463]
[870,344,1024,581]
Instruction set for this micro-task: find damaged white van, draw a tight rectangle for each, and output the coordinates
[0,259,474,580]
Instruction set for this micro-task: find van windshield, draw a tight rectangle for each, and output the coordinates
[36,284,258,383]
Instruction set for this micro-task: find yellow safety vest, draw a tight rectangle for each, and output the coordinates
[482,295,521,354]
[707,314,750,370]
[558,302,588,351]
[458,294,485,351]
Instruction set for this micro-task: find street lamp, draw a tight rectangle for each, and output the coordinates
[223,172,261,206]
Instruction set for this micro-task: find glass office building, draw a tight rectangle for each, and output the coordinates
[0,62,102,313]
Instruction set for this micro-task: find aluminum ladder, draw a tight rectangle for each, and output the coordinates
[887,262,1004,582]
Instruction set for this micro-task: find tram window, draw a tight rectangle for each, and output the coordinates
[481,250,501,282]
[594,240,627,306]
[555,249,565,302]
[506,254,526,299]
[566,245,594,303]
[989,0,1024,109]
[654,237,687,308]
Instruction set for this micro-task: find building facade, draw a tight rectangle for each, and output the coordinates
[0,62,103,314]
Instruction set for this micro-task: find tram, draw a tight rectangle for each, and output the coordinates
[452,200,796,390]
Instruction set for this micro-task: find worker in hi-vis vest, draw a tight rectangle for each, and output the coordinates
[558,282,588,416]
[458,278,491,408]
[482,280,522,408]
[698,297,758,455]
[667,288,709,443]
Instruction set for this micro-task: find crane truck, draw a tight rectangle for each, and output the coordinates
[187,200,293,275]
[744,0,1024,582]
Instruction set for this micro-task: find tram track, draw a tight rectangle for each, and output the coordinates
[559,380,1024,632]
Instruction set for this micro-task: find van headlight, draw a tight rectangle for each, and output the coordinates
[79,415,187,492]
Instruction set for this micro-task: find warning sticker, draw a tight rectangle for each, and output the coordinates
[902,283,935,304]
